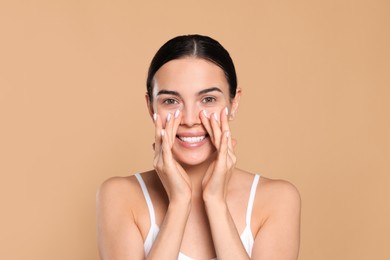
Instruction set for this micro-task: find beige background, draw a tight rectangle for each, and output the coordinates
[1,0,389,259]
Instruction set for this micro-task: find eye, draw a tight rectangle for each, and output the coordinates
[202,96,216,103]
[162,98,179,105]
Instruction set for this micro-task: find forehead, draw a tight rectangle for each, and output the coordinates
[153,58,229,95]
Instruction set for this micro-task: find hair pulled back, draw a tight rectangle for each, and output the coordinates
[146,34,237,101]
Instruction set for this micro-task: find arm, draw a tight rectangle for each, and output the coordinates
[205,198,250,259]
[251,181,301,260]
[201,108,250,259]
[96,176,191,260]
[96,177,144,260]
[147,111,192,259]
[146,199,191,259]
[97,111,192,259]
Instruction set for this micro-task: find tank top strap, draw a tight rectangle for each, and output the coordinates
[134,173,156,225]
[245,174,260,226]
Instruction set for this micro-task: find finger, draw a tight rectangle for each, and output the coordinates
[200,110,213,141]
[154,113,162,154]
[210,112,222,149]
[215,130,229,171]
[227,148,237,169]
[221,107,230,133]
[220,107,231,154]
[227,127,234,153]
[171,109,181,147]
[154,144,163,172]
[164,112,174,146]
[227,132,237,167]
[161,129,174,166]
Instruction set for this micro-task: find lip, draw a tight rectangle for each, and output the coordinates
[175,132,209,148]
[176,132,208,137]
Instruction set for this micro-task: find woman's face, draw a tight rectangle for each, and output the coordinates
[148,57,240,166]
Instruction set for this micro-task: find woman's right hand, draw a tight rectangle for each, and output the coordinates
[153,110,192,204]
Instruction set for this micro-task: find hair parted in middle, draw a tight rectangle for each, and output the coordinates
[146,34,237,102]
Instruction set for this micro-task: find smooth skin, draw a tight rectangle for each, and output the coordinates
[96,58,301,259]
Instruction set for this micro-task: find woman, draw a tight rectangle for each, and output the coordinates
[97,35,301,259]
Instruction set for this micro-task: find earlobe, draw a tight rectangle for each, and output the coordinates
[229,88,241,120]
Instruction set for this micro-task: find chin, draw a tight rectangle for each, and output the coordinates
[172,140,215,167]
[174,153,212,167]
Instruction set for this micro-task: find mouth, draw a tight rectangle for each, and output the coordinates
[177,134,208,143]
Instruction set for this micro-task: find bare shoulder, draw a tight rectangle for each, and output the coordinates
[96,172,155,212]
[250,176,301,258]
[97,174,139,204]
[254,175,301,230]
[259,176,301,205]
[233,169,300,204]
[97,173,155,259]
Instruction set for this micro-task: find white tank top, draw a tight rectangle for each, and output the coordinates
[135,173,260,259]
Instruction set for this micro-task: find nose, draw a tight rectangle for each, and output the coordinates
[180,105,201,127]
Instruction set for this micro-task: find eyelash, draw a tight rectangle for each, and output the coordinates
[161,96,217,106]
[202,96,216,103]
[162,98,179,105]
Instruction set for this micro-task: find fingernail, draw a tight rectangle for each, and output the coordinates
[213,113,218,121]
[225,107,229,116]
[174,109,180,118]
[161,129,165,136]
[202,110,208,118]
[226,131,230,138]
[166,113,171,122]
[153,113,157,122]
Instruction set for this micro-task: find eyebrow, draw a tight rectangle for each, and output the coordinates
[156,89,181,97]
[197,87,223,95]
[156,87,223,97]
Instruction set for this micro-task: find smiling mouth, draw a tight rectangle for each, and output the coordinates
[177,134,208,143]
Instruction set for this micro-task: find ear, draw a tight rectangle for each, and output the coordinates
[229,88,241,120]
[145,93,155,119]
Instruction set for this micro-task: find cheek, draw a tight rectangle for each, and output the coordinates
[158,111,170,127]
[155,108,180,128]
[202,104,229,119]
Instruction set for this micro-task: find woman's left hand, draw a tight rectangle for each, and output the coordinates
[200,107,237,203]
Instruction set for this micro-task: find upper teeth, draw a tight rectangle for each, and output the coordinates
[178,135,206,143]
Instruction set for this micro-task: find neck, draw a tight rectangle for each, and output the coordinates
[180,156,215,197]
